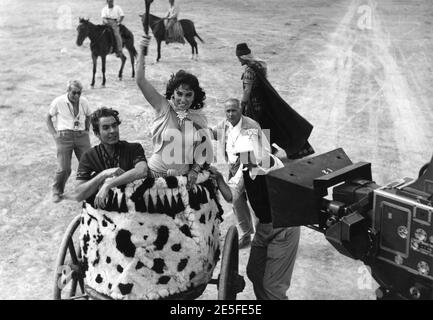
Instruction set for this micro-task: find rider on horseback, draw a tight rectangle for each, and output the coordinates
[163,0,184,44]
[101,0,124,56]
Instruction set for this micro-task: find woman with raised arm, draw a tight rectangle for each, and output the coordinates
[136,35,212,189]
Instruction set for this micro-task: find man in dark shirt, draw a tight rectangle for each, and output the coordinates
[63,107,148,206]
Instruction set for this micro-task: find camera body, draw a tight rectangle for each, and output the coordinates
[266,148,433,299]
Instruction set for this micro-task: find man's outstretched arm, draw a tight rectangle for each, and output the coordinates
[94,161,148,208]
[62,167,124,202]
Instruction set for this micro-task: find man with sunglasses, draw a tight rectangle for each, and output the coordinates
[46,80,92,203]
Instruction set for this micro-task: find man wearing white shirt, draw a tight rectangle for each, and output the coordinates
[46,80,91,203]
[214,98,262,248]
[101,0,125,57]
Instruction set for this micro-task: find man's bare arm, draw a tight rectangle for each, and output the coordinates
[136,37,167,114]
[102,162,147,190]
[94,161,148,208]
[46,113,57,137]
[63,168,123,202]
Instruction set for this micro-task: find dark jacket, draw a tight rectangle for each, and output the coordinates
[248,63,315,159]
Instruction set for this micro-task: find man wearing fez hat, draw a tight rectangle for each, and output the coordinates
[236,42,251,56]
[235,42,314,160]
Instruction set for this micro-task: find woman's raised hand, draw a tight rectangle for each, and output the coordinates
[139,35,151,50]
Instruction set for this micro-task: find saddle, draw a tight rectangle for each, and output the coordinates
[103,25,127,54]
[166,20,185,44]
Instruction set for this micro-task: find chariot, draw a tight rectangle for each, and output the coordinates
[53,172,245,300]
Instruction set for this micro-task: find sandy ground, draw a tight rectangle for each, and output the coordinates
[1,0,433,300]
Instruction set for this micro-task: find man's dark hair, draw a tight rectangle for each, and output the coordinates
[90,107,121,135]
[165,70,206,110]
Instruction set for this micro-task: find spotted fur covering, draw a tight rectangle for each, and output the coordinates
[79,172,223,300]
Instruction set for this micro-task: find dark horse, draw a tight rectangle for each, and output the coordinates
[139,12,204,62]
[76,18,137,87]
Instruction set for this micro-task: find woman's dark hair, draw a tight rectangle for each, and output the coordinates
[90,107,121,135]
[165,70,206,110]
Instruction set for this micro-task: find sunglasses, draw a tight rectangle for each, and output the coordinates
[71,90,82,95]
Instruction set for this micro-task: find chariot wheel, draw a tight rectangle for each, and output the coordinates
[53,214,87,300]
[217,226,245,300]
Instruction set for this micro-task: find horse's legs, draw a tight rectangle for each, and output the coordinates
[185,37,196,60]
[194,40,199,60]
[118,53,126,80]
[91,54,97,87]
[128,48,135,78]
[101,55,106,87]
[157,40,162,62]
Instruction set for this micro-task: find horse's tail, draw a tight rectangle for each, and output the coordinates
[181,20,205,44]
[190,23,204,43]
[131,43,138,58]
[127,29,137,58]
[194,30,205,43]
[120,24,138,58]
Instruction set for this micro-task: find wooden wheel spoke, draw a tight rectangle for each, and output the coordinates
[53,215,85,300]
[218,225,243,300]
[57,264,75,289]
[78,277,85,294]
[69,279,78,298]
[67,238,79,265]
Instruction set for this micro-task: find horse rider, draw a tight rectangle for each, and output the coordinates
[164,0,180,42]
[101,0,124,57]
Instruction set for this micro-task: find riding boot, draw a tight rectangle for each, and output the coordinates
[165,30,170,45]
[114,42,122,57]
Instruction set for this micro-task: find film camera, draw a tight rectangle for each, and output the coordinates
[266,148,433,300]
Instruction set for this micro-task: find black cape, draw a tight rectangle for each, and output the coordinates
[247,64,315,159]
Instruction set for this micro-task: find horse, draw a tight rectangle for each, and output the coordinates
[76,18,137,87]
[139,11,204,62]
